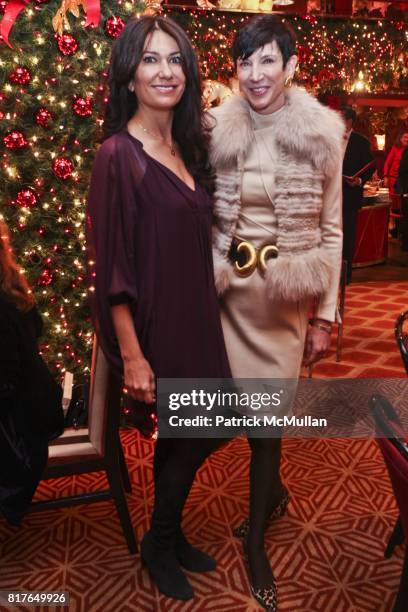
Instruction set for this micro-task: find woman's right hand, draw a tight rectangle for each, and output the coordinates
[123,356,156,404]
[110,304,155,403]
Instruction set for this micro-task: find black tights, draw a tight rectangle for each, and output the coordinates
[150,432,283,587]
[246,436,283,588]
[150,436,229,548]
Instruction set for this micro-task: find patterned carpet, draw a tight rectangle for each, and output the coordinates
[312,281,408,379]
[1,280,407,612]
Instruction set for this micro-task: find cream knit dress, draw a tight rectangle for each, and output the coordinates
[220,106,310,379]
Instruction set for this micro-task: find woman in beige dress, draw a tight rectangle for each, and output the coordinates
[209,15,343,611]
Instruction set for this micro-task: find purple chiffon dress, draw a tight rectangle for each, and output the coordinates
[87,131,231,386]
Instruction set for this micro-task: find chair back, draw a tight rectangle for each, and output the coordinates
[88,337,122,457]
[371,395,408,542]
[395,310,408,375]
[87,339,109,456]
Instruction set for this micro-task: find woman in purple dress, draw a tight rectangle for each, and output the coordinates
[87,16,230,602]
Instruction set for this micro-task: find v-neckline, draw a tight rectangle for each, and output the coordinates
[125,130,197,194]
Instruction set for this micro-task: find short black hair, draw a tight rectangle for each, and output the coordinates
[342,106,357,125]
[232,15,297,68]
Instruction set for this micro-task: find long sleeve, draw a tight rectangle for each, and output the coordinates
[87,139,138,308]
[315,164,343,322]
[86,135,146,373]
[360,137,375,185]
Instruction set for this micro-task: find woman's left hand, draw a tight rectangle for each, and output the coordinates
[302,325,331,367]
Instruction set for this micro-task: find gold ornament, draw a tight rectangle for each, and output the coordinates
[142,0,164,16]
[52,0,86,36]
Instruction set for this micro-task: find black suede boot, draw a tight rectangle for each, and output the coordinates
[141,530,194,600]
[142,439,195,600]
[144,437,228,595]
[175,529,216,572]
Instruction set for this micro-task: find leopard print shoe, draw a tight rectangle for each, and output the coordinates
[251,583,278,612]
[243,536,278,611]
[233,486,290,539]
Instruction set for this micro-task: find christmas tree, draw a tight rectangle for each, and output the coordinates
[0,1,144,378]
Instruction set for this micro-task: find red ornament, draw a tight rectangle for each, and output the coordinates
[317,69,334,84]
[57,34,78,56]
[17,189,38,208]
[35,107,53,128]
[72,97,92,117]
[38,269,53,286]
[9,67,31,85]
[52,157,74,180]
[34,177,45,188]
[104,16,124,39]
[0,0,6,13]
[4,131,28,149]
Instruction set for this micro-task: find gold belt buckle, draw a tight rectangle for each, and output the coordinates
[234,241,279,277]
[234,241,257,277]
[258,244,279,275]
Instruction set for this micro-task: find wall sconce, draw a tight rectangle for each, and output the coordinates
[375,134,385,151]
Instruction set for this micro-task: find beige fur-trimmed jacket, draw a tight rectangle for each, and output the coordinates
[208,86,344,322]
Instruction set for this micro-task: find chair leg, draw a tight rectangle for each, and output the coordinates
[385,516,404,559]
[106,457,137,555]
[118,439,132,494]
[392,544,408,612]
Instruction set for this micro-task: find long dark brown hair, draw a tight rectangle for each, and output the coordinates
[0,219,35,311]
[104,16,213,189]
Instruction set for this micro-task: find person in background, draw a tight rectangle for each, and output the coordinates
[341,106,375,283]
[0,219,64,526]
[209,15,343,611]
[384,131,408,237]
[398,145,408,251]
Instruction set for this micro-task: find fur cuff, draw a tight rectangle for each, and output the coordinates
[213,252,233,295]
[265,249,331,302]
